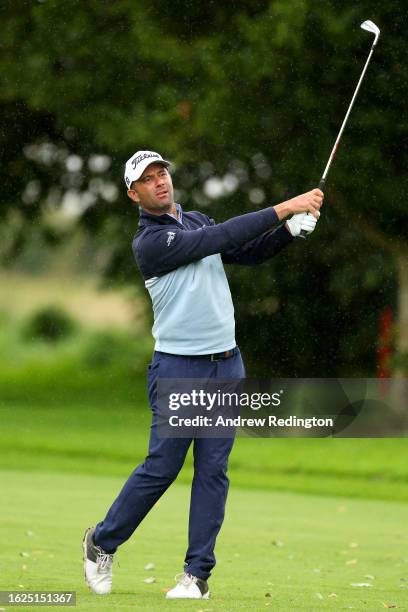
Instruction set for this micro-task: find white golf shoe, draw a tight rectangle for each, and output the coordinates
[83,527,114,595]
[165,572,210,599]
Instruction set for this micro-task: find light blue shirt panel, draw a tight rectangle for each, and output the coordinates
[145,253,236,355]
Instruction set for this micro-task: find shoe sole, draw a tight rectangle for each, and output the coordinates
[166,591,210,600]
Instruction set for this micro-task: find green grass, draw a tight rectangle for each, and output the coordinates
[1,373,407,610]
[1,470,407,611]
[1,403,408,502]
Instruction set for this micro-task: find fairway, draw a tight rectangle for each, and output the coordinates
[1,469,407,611]
[1,398,408,610]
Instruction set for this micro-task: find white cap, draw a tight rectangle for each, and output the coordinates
[124,150,171,188]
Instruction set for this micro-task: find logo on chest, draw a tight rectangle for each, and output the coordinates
[166,231,176,246]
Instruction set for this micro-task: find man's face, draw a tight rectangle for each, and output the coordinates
[127,163,174,214]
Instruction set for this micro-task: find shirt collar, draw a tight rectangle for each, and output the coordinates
[138,203,183,226]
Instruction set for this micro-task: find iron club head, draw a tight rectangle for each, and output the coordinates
[361,20,380,45]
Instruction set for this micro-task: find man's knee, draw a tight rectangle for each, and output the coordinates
[194,462,229,481]
[144,456,184,483]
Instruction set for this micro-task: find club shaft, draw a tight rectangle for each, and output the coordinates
[322,42,377,181]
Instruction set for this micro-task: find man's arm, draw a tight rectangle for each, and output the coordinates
[134,207,280,279]
[220,210,320,265]
[221,224,294,265]
[134,189,323,279]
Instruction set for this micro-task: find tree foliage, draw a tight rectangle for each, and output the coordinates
[0,0,406,375]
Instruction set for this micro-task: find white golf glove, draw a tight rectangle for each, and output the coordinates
[285,212,319,237]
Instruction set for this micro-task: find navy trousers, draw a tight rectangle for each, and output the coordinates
[94,347,245,581]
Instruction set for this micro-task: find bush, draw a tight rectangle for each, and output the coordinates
[81,329,142,369]
[22,305,78,343]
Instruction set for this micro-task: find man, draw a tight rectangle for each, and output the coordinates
[83,150,323,600]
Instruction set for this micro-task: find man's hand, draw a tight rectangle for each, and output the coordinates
[274,189,324,221]
[285,212,319,237]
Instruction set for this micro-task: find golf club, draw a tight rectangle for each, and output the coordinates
[300,19,381,238]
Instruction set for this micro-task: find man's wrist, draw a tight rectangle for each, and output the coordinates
[273,202,292,221]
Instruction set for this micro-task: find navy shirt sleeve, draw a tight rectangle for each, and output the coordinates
[133,207,280,279]
[221,225,294,265]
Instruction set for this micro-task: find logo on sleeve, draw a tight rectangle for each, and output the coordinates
[166,231,176,246]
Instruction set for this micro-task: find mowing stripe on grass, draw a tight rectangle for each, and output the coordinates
[1,404,408,502]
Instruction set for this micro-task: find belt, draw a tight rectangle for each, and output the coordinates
[185,348,236,362]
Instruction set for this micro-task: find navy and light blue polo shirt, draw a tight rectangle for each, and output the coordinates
[132,204,293,355]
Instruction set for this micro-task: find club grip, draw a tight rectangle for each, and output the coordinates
[299,178,325,239]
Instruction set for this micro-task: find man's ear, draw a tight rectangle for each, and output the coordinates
[127,189,140,204]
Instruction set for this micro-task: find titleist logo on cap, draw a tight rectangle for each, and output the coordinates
[131,152,160,170]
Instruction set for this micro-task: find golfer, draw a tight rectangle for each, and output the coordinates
[83,150,323,599]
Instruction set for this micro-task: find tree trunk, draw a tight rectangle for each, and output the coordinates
[396,253,408,368]
[390,252,408,414]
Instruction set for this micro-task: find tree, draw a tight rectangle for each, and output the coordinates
[0,0,406,377]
